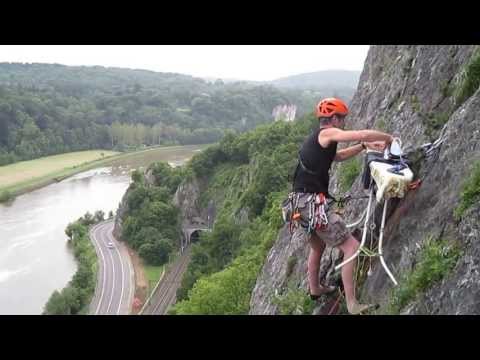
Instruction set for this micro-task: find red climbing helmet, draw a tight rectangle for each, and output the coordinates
[315,98,349,118]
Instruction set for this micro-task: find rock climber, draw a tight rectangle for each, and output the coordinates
[292,97,394,314]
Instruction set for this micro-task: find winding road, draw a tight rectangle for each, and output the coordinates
[89,220,134,315]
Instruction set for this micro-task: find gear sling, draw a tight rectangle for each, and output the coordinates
[282,153,329,235]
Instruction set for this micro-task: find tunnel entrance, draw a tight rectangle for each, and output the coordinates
[190,230,202,243]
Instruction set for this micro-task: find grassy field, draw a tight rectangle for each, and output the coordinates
[0,144,212,201]
[0,150,119,189]
[0,150,120,198]
[144,265,165,296]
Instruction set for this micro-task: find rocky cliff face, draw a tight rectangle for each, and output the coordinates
[250,45,480,314]
[172,160,257,233]
[172,177,214,230]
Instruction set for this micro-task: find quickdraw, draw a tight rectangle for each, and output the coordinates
[283,192,300,234]
[283,192,330,235]
[307,193,329,234]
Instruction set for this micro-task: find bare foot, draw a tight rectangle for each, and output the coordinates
[310,284,337,298]
[347,302,377,315]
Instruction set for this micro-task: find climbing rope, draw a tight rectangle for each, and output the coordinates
[327,288,344,315]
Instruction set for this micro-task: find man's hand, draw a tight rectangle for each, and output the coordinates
[364,141,387,152]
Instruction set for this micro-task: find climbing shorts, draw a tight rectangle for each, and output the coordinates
[295,192,350,247]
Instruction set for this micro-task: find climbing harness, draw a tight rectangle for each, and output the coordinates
[284,153,334,234]
[282,191,330,235]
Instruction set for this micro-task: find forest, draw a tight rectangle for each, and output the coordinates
[0,63,321,165]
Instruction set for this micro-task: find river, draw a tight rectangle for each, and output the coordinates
[0,144,208,314]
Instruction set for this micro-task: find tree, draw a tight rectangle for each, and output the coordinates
[138,239,172,265]
[72,263,94,292]
[109,121,123,147]
[125,185,149,215]
[122,216,140,248]
[134,123,147,146]
[174,252,259,315]
[43,290,70,315]
[81,211,95,226]
[61,286,82,314]
[131,169,144,185]
[140,201,179,230]
[132,226,160,245]
[65,221,86,239]
[150,162,183,192]
[94,210,105,223]
[203,216,242,270]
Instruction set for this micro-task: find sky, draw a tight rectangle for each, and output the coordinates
[0,45,370,82]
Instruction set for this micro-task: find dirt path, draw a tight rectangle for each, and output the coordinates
[125,245,148,314]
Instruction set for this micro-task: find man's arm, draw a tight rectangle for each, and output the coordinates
[319,128,393,148]
[334,141,387,162]
[334,143,364,162]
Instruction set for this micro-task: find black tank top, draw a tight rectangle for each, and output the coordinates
[293,127,337,195]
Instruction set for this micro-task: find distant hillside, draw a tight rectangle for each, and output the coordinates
[202,77,259,85]
[268,70,361,101]
[205,70,361,102]
[270,70,361,89]
[0,63,319,166]
[202,70,361,103]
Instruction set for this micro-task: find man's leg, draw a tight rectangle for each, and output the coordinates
[308,234,334,296]
[338,235,359,305]
[338,235,373,314]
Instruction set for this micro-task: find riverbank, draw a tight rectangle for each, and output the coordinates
[43,214,99,315]
[0,144,212,203]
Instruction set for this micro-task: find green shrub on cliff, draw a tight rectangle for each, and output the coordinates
[454,49,480,108]
[454,160,480,221]
[337,157,362,193]
[385,237,461,314]
[272,286,316,315]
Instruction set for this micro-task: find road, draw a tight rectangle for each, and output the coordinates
[142,247,192,315]
[89,220,134,315]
